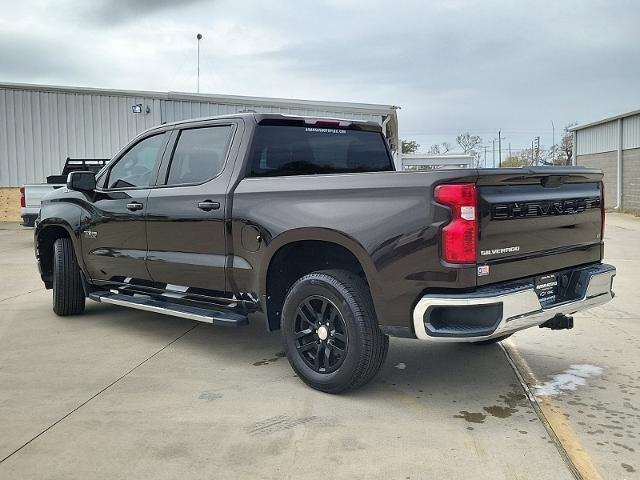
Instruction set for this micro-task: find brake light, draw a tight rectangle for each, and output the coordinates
[19,186,25,208]
[434,183,478,264]
[600,180,605,241]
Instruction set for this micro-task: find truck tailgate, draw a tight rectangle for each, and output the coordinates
[476,168,603,285]
[23,184,62,208]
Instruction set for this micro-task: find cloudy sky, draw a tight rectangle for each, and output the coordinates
[1,0,639,159]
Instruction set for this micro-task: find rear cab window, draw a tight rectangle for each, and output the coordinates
[248,125,393,177]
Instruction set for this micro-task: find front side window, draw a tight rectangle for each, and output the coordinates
[248,125,393,177]
[107,133,167,189]
[166,125,233,185]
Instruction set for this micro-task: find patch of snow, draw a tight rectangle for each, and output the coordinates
[394,362,407,370]
[533,364,603,396]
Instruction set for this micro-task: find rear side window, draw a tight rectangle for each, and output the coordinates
[166,125,234,185]
[248,126,393,177]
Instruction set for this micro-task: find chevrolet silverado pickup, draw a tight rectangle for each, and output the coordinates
[34,113,616,393]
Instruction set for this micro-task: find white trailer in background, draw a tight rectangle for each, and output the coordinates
[401,153,474,170]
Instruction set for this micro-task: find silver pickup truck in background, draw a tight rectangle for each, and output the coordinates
[20,158,109,227]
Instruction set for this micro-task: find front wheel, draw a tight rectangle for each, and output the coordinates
[281,269,388,393]
[52,237,86,316]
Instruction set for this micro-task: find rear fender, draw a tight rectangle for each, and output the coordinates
[259,227,383,317]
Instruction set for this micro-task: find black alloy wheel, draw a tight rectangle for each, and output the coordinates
[281,269,389,393]
[293,295,348,374]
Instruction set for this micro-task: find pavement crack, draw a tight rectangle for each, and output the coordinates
[499,341,596,480]
[0,323,199,465]
[0,288,46,303]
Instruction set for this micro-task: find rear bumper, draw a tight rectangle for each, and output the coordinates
[412,263,616,342]
[21,207,39,227]
[20,213,38,227]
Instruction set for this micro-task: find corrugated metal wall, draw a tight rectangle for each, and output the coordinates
[576,121,618,155]
[0,87,162,186]
[0,86,388,186]
[575,112,640,210]
[622,114,640,150]
[162,101,381,125]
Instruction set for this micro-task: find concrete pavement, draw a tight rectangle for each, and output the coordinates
[0,215,638,479]
[509,213,640,479]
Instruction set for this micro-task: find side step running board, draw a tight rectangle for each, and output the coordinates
[89,291,249,327]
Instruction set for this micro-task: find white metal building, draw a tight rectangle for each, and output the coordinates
[0,82,400,187]
[571,109,640,210]
[402,153,473,170]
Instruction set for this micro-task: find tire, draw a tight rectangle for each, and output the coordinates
[52,237,86,316]
[471,333,512,345]
[281,269,389,393]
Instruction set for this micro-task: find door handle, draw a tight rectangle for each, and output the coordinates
[126,202,144,211]
[198,200,221,211]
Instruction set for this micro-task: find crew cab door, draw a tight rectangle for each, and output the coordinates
[81,131,171,284]
[145,121,240,295]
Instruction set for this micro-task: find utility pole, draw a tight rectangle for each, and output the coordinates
[531,140,534,165]
[196,33,203,93]
[492,139,496,168]
[535,136,540,166]
[484,146,488,168]
[498,129,502,167]
[508,143,511,160]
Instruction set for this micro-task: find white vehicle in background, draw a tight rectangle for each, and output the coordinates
[20,158,109,227]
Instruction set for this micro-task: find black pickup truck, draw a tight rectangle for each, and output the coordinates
[34,113,616,393]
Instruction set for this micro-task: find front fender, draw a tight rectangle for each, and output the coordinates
[35,201,85,275]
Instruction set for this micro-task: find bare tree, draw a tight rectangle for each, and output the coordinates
[427,142,452,154]
[559,123,577,166]
[545,144,560,165]
[456,132,483,167]
[456,132,482,154]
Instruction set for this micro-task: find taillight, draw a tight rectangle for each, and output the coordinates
[19,186,25,208]
[600,180,605,241]
[434,183,478,264]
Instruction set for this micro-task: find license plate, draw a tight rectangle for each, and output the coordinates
[535,274,558,304]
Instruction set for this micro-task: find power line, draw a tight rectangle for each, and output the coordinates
[401,129,555,135]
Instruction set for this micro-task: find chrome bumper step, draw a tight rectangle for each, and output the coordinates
[89,291,249,327]
[412,263,616,342]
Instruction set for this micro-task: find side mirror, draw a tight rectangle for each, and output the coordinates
[67,171,96,192]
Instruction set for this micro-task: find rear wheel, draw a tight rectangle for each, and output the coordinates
[281,269,388,393]
[471,333,512,345]
[52,237,85,316]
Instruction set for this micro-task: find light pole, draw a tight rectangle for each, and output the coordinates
[196,33,203,93]
[551,120,555,162]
